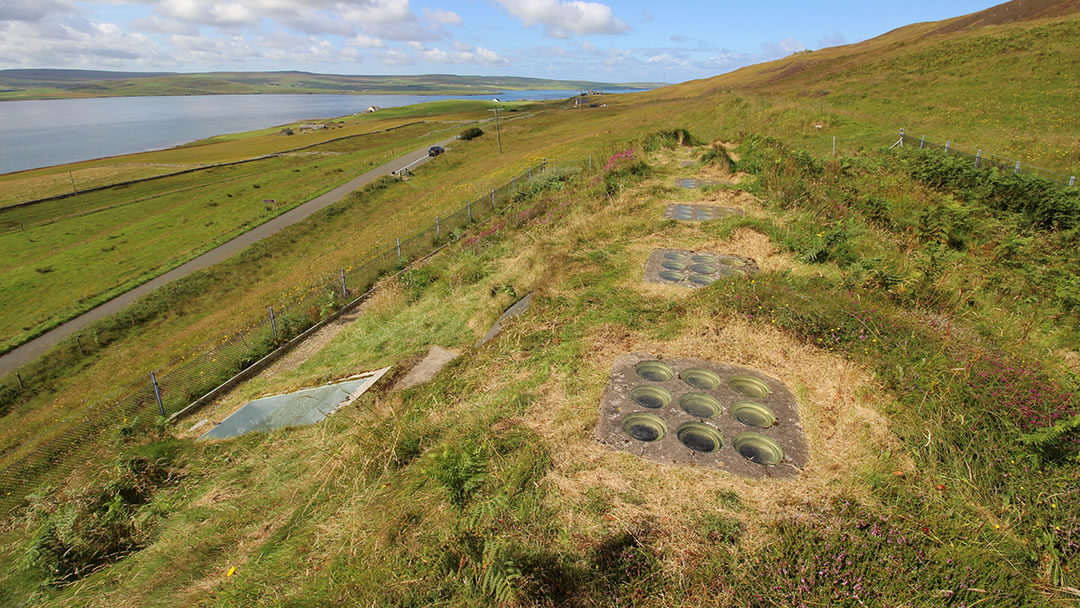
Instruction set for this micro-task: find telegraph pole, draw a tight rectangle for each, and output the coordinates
[488,106,502,153]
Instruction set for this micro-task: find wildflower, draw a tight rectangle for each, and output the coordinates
[227,566,236,577]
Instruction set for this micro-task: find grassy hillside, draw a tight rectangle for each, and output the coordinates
[653,0,1080,173]
[1,2,1079,605]
[0,70,651,101]
[3,120,1078,605]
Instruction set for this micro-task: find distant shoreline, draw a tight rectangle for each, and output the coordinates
[0,69,656,102]
[0,88,646,102]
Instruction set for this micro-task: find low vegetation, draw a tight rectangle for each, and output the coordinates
[3,120,1077,604]
[459,126,484,141]
[2,3,1080,604]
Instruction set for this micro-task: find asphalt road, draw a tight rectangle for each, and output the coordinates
[0,136,457,377]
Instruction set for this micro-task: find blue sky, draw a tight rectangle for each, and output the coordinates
[0,1,1002,83]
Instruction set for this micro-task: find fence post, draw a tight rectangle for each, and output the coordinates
[149,371,165,417]
[1015,161,1021,174]
[491,188,495,210]
[920,135,925,149]
[467,200,472,223]
[1070,176,1076,187]
[436,215,440,240]
[945,141,950,154]
[340,269,347,298]
[975,150,981,169]
[528,167,532,179]
[589,156,593,170]
[269,307,278,341]
[16,372,23,390]
[76,335,85,357]
[129,311,136,326]
[899,128,905,147]
[542,158,547,172]
[396,238,401,261]
[832,136,836,156]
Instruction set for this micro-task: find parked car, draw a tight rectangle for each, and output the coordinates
[428,145,444,157]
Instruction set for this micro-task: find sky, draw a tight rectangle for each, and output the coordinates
[0,1,1005,83]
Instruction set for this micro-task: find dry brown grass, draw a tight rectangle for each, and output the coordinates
[1057,349,1080,375]
[518,313,903,569]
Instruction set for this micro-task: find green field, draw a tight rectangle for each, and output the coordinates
[1,2,1079,605]
[0,121,462,354]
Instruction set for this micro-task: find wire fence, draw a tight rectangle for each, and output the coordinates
[0,157,580,512]
[801,130,1077,188]
[892,129,1077,187]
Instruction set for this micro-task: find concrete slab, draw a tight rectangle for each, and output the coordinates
[199,367,390,440]
[674,177,722,189]
[663,203,743,222]
[595,353,809,478]
[477,292,534,346]
[395,346,462,390]
[644,248,758,289]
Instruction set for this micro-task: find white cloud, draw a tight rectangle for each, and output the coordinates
[645,53,688,67]
[0,0,76,23]
[415,43,507,65]
[818,31,847,48]
[423,8,462,26]
[130,15,199,35]
[496,0,629,38]
[375,47,415,65]
[475,47,500,63]
[144,0,418,33]
[346,34,385,48]
[761,37,806,59]
[0,18,164,67]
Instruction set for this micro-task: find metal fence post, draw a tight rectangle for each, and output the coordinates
[1015,161,1021,174]
[16,372,24,390]
[899,128,905,147]
[436,215,440,240]
[149,371,165,417]
[542,158,547,172]
[491,188,495,210]
[396,238,401,260]
[975,150,981,169]
[76,335,85,357]
[920,135,925,149]
[528,167,532,179]
[1070,176,1076,187]
[269,306,278,340]
[467,200,472,222]
[945,141,950,154]
[340,269,347,298]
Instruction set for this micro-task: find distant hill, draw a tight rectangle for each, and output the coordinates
[0,70,655,101]
[647,0,1080,171]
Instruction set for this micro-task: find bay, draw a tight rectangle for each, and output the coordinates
[0,90,620,174]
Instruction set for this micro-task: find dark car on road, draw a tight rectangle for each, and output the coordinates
[428,145,444,157]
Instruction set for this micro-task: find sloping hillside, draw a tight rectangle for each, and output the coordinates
[654,0,1080,171]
